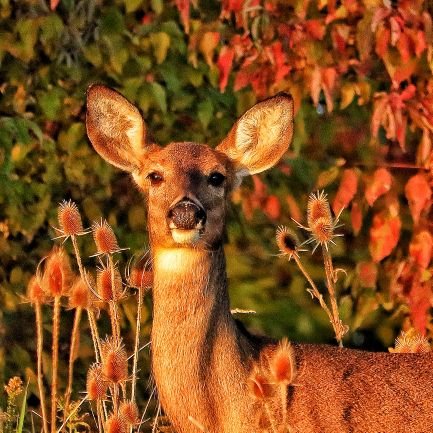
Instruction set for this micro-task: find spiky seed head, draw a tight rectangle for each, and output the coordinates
[69,274,96,309]
[390,329,431,353]
[270,339,296,384]
[27,274,47,304]
[310,217,334,244]
[105,415,127,433]
[120,401,139,425]
[42,247,72,297]
[101,336,128,383]
[97,266,123,302]
[86,364,108,400]
[58,200,84,237]
[307,191,332,229]
[276,226,299,259]
[129,268,153,290]
[92,219,119,254]
[248,370,273,399]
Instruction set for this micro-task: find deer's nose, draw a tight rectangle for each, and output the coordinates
[167,199,206,230]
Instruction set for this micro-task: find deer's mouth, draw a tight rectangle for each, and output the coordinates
[167,198,206,245]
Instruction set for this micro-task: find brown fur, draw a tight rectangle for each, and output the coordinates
[86,85,433,433]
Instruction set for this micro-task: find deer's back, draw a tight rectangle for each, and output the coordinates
[285,343,433,433]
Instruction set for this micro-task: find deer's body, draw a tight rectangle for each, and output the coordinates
[86,85,433,433]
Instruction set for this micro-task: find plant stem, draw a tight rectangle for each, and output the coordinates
[35,303,49,433]
[108,254,121,345]
[131,284,143,403]
[51,296,61,433]
[64,307,82,422]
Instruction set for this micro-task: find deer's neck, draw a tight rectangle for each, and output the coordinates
[151,247,253,433]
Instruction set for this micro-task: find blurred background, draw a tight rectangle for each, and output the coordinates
[0,0,432,419]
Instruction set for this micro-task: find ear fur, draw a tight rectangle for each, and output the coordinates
[217,93,294,177]
[86,84,151,173]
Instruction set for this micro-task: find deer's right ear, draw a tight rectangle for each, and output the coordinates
[86,84,152,173]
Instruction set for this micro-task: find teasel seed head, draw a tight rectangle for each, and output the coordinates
[69,273,96,310]
[42,247,72,297]
[57,200,84,238]
[248,369,273,399]
[390,329,431,353]
[129,268,153,290]
[86,363,108,400]
[105,414,127,433]
[120,400,140,425]
[276,226,300,260]
[92,219,120,255]
[97,265,123,302]
[101,336,128,384]
[270,338,296,385]
[27,274,47,305]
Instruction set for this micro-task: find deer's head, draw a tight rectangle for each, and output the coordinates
[86,85,293,251]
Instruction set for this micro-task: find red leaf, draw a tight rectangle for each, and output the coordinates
[375,26,390,57]
[365,168,392,206]
[175,0,191,34]
[351,200,363,235]
[409,231,433,269]
[50,0,60,10]
[408,278,432,334]
[264,195,281,220]
[357,261,378,288]
[396,33,411,63]
[369,212,401,262]
[305,19,326,40]
[271,41,290,82]
[405,173,431,224]
[332,169,358,215]
[217,46,235,92]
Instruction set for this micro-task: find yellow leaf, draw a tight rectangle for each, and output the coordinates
[150,32,171,64]
[340,83,356,109]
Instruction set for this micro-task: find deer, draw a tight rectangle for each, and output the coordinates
[86,84,433,433]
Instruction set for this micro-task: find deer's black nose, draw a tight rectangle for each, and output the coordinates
[168,199,206,230]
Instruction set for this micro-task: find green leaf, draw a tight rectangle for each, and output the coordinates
[151,0,163,14]
[150,32,170,64]
[149,82,167,113]
[124,0,144,13]
[38,88,64,121]
[16,382,28,433]
[197,99,213,129]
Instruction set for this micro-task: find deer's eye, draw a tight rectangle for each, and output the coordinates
[208,172,225,187]
[147,171,164,186]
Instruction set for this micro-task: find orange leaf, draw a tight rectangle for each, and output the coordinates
[263,195,281,220]
[408,278,432,334]
[369,212,401,262]
[375,26,390,57]
[357,261,378,288]
[305,19,326,40]
[405,173,431,224]
[351,200,363,235]
[396,33,411,63]
[332,169,358,215]
[217,46,235,92]
[365,168,392,206]
[199,32,220,67]
[175,0,191,34]
[409,231,433,269]
[50,0,60,10]
[286,194,302,223]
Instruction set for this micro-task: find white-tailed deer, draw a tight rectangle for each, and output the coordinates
[86,84,433,433]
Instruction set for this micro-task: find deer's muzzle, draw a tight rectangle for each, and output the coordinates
[167,199,206,244]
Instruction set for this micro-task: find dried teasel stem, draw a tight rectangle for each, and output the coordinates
[131,282,143,404]
[108,255,121,345]
[322,248,347,346]
[71,235,102,360]
[51,296,61,433]
[35,302,49,433]
[64,306,82,419]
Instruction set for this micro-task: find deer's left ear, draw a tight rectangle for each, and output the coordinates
[216,93,293,178]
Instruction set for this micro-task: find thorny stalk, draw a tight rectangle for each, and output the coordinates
[131,282,144,404]
[71,235,102,360]
[51,296,61,433]
[64,306,82,418]
[35,302,49,433]
[108,254,121,345]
